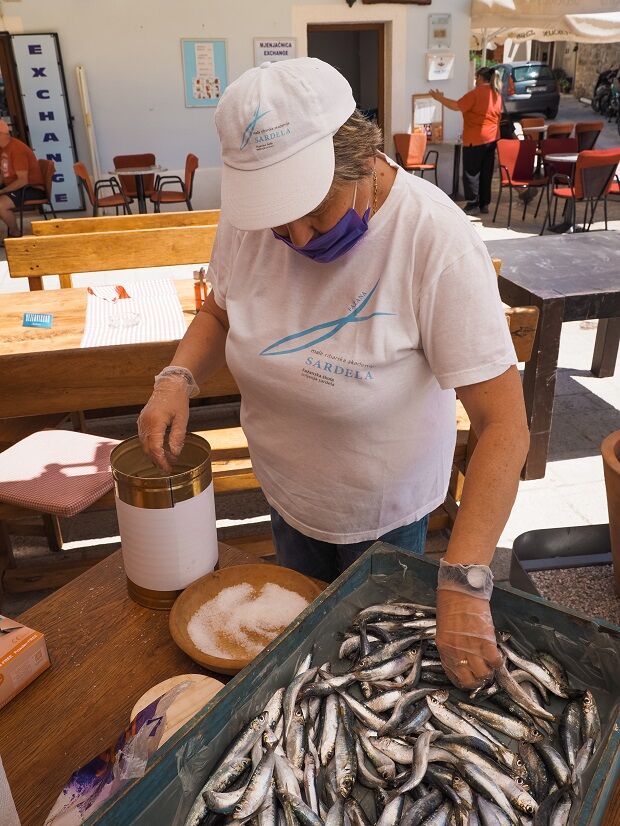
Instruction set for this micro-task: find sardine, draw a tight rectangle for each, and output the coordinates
[234,743,277,822]
[559,701,582,770]
[495,664,556,723]
[581,689,601,748]
[400,788,443,826]
[498,640,568,699]
[455,701,543,742]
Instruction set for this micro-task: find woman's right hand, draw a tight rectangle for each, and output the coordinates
[138,374,192,473]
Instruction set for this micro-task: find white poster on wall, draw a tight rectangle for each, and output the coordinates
[11,33,83,211]
[253,38,296,66]
[426,52,455,82]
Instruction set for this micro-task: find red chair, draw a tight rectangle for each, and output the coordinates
[540,137,578,180]
[149,153,198,212]
[74,162,132,217]
[113,152,156,200]
[540,148,620,234]
[393,133,438,185]
[493,139,547,228]
[575,121,604,151]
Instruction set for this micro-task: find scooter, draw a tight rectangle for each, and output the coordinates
[607,73,620,124]
[592,67,618,114]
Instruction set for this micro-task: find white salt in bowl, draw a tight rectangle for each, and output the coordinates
[169,564,324,674]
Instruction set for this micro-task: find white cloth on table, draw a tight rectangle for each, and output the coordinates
[80,279,186,348]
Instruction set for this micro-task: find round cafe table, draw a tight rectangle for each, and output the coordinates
[543,152,578,165]
[109,164,167,214]
[521,124,549,136]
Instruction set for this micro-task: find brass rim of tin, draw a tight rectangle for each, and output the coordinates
[126,578,181,610]
[111,434,212,509]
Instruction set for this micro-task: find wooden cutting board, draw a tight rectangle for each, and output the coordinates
[130,673,224,746]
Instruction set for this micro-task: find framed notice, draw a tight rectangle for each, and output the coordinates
[412,94,444,143]
[181,38,228,108]
[254,38,296,66]
[428,14,452,49]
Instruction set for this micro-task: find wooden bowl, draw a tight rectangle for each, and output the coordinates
[169,563,323,675]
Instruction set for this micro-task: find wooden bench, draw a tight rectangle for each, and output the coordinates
[5,223,219,291]
[30,208,221,236]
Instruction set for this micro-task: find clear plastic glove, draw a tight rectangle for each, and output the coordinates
[435,589,503,690]
[137,371,194,474]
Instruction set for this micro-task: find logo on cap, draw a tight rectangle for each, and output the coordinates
[240,101,271,150]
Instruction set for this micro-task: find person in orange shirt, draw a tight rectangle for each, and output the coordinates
[430,66,503,216]
[0,121,45,239]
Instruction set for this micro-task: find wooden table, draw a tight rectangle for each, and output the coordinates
[0,543,264,826]
[0,282,237,420]
[487,231,620,479]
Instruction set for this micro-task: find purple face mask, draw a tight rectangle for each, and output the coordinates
[272,184,370,263]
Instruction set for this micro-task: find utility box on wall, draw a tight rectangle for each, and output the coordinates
[11,33,83,212]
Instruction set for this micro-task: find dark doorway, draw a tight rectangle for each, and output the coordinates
[307,24,385,137]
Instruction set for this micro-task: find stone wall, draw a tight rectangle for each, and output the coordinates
[574,43,620,101]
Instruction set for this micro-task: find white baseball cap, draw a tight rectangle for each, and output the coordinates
[215,58,356,231]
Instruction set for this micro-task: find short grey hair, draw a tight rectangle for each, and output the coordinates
[332,109,383,185]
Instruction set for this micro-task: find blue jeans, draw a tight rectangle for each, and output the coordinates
[270,508,429,583]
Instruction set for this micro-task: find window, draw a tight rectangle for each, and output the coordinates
[513,65,554,83]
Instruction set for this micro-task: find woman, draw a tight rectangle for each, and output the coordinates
[430,66,503,215]
[138,58,529,690]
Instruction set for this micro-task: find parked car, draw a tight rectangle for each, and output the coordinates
[494,61,560,120]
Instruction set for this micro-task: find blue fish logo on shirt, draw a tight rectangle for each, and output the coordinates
[240,102,271,150]
[260,280,395,357]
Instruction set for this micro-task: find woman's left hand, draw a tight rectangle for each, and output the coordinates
[435,589,503,689]
[429,89,443,101]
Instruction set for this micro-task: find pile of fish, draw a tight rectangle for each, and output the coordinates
[184,600,602,826]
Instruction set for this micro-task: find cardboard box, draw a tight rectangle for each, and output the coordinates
[0,615,50,710]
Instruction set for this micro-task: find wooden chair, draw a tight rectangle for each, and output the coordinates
[17,159,57,236]
[113,152,156,200]
[575,121,604,151]
[546,122,574,139]
[493,139,547,228]
[540,148,620,235]
[73,162,133,217]
[31,209,220,236]
[150,153,198,212]
[393,132,439,185]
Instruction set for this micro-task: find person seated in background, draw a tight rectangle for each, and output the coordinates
[0,120,45,240]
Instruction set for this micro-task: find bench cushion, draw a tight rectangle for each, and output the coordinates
[0,431,119,517]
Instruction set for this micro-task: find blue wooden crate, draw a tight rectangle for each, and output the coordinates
[86,544,620,826]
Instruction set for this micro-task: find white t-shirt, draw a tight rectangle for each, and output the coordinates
[209,162,516,543]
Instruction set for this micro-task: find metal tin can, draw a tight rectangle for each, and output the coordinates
[110,434,218,609]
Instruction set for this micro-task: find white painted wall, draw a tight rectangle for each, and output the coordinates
[7,0,474,209]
